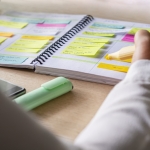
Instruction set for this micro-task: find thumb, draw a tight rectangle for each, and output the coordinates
[132,30,150,63]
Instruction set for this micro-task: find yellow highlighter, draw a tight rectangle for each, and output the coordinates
[106,45,135,62]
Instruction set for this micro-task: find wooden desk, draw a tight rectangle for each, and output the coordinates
[0,67,113,140]
[0,0,150,141]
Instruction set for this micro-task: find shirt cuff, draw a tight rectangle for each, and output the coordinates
[124,59,150,83]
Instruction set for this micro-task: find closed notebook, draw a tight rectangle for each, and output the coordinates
[0,11,149,85]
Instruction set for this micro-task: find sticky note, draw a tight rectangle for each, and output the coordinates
[62,46,100,56]
[70,42,105,47]
[122,34,134,42]
[92,23,125,29]
[22,35,54,40]
[83,31,115,37]
[0,32,14,37]
[11,18,44,24]
[16,39,50,45]
[36,24,67,28]
[0,20,28,29]
[62,49,99,56]
[10,43,46,49]
[89,27,130,33]
[44,19,71,24]
[97,63,129,73]
[75,37,110,43]
[66,45,101,51]
[6,47,41,53]
[0,55,28,64]
[128,28,150,35]
[0,37,7,44]
[28,27,59,35]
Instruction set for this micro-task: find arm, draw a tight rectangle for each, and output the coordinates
[74,30,150,150]
[1,30,150,150]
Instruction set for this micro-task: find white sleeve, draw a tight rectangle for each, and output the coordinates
[74,60,150,150]
[2,60,150,150]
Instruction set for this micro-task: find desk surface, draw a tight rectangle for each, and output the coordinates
[0,67,113,140]
[0,0,149,141]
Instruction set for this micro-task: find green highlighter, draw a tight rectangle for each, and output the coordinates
[14,77,73,111]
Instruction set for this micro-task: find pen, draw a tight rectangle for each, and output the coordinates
[106,45,135,61]
[14,77,73,111]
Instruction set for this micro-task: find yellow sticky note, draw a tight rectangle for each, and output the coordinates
[6,47,41,53]
[62,46,100,56]
[11,42,46,49]
[97,62,129,73]
[128,27,150,35]
[22,35,54,40]
[0,32,14,37]
[83,31,115,37]
[62,49,98,56]
[75,37,110,43]
[0,20,28,29]
[0,37,7,44]
[16,39,49,45]
[70,42,105,47]
[66,46,100,51]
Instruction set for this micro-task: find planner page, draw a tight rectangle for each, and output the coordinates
[0,11,85,69]
[35,17,150,84]
[80,18,149,84]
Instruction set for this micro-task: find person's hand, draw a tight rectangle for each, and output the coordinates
[132,30,150,63]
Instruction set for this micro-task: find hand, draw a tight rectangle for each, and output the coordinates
[132,30,150,63]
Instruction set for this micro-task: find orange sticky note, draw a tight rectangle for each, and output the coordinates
[22,35,54,40]
[0,32,14,37]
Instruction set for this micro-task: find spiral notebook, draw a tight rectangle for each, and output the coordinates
[0,11,150,85]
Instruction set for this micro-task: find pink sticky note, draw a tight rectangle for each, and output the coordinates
[122,34,134,42]
[36,24,67,28]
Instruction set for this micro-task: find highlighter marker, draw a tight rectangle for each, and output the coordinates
[14,77,73,111]
[106,45,135,61]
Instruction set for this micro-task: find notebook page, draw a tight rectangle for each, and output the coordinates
[0,11,85,69]
[35,16,150,84]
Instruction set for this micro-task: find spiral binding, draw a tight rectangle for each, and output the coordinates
[31,15,94,64]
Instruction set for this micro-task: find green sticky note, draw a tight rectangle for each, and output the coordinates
[44,19,71,24]
[11,18,44,24]
[75,37,110,43]
[92,23,125,29]
[83,31,115,37]
[0,55,28,64]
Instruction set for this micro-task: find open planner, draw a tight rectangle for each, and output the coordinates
[0,11,149,85]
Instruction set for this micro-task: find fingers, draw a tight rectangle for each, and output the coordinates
[132,30,150,63]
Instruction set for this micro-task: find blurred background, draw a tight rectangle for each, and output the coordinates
[1,0,150,23]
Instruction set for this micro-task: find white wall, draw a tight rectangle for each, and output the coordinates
[0,0,150,23]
